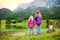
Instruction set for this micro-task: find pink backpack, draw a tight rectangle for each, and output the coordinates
[28,19,35,28]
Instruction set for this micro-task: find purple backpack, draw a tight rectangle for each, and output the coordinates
[36,18,42,25]
[35,16,42,26]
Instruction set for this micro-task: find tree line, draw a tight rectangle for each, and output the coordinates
[0,6,60,22]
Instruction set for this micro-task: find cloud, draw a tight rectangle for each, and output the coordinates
[0,0,33,11]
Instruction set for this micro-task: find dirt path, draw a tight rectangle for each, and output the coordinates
[10,29,48,36]
[1,29,59,36]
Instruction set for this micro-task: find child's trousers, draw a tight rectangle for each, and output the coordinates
[30,27,34,35]
[36,25,40,35]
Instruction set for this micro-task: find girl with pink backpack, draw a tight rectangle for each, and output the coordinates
[28,15,35,35]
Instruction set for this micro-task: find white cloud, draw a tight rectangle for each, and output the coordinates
[0,0,33,11]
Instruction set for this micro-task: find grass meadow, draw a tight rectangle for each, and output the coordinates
[0,20,60,40]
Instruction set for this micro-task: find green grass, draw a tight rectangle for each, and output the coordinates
[0,20,60,40]
[0,20,47,30]
[40,20,47,28]
[0,32,60,40]
[16,20,28,29]
[16,20,47,29]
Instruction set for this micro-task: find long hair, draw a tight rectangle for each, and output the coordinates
[28,15,34,21]
[35,10,42,18]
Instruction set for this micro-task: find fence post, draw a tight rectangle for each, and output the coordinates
[57,19,60,28]
[1,20,6,29]
[46,19,49,28]
[0,20,1,29]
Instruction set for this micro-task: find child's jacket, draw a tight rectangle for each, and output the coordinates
[35,15,42,26]
[28,19,35,28]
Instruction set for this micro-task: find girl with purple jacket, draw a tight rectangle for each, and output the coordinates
[35,10,42,35]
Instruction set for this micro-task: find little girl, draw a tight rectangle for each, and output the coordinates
[28,15,35,35]
[35,10,42,35]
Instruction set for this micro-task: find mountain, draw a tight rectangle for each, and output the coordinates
[12,0,60,20]
[0,8,13,19]
[13,0,46,12]
[13,0,59,12]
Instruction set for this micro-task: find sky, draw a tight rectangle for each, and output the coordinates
[0,0,33,11]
